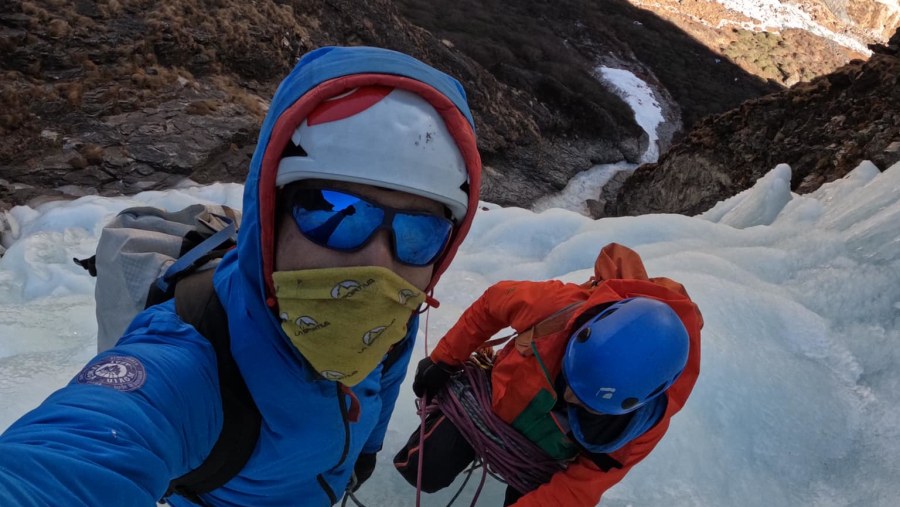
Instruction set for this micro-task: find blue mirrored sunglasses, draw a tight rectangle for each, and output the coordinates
[287,188,454,267]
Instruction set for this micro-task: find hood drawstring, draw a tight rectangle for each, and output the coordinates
[419,291,440,314]
[338,384,361,423]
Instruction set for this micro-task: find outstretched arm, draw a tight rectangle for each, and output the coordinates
[0,304,222,506]
[513,391,676,506]
[511,423,668,507]
[510,456,626,507]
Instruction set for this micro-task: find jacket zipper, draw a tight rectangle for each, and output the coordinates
[317,383,352,505]
[316,474,337,505]
[335,382,351,467]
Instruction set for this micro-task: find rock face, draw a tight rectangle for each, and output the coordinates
[606,29,900,217]
[1,0,778,210]
[1,0,896,213]
[627,0,900,86]
[1,0,307,208]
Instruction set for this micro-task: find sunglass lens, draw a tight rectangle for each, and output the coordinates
[292,189,384,250]
[392,213,453,266]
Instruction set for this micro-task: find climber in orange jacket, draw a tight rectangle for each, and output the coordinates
[394,243,702,506]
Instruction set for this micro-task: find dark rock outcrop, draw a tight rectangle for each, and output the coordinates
[607,28,900,217]
[627,0,899,86]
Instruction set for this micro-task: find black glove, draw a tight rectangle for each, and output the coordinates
[350,452,377,492]
[412,357,456,399]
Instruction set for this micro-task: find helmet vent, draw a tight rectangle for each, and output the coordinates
[281,140,308,158]
[596,307,619,321]
[647,381,667,399]
[576,328,591,342]
[621,397,639,411]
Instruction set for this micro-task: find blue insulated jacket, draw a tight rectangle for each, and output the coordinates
[0,46,477,506]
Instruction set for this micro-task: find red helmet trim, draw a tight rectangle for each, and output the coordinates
[306,85,393,126]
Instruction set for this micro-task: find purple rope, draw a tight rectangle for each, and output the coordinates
[470,459,488,507]
[416,395,427,507]
[434,360,568,497]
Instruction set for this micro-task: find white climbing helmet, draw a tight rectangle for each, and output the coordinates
[275,86,469,222]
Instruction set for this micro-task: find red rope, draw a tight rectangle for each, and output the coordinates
[415,306,432,507]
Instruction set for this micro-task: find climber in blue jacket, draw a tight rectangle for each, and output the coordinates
[0,46,482,506]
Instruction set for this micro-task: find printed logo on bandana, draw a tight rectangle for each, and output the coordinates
[362,326,388,346]
[76,355,146,392]
[294,315,331,335]
[398,289,419,305]
[359,319,396,352]
[330,279,376,299]
[320,369,358,381]
[280,313,331,336]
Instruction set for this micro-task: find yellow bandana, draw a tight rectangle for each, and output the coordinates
[273,266,425,386]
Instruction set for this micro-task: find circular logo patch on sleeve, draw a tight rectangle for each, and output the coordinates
[76,355,147,392]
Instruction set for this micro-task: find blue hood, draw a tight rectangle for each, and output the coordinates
[234,46,479,319]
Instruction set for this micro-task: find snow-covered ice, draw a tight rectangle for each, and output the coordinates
[714,0,874,55]
[533,66,663,215]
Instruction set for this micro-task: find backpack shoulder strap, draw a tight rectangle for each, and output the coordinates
[513,301,585,356]
[165,269,261,503]
[483,301,585,356]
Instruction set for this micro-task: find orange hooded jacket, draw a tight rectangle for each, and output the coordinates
[430,243,703,506]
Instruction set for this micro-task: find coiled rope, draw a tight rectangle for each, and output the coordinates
[432,352,569,501]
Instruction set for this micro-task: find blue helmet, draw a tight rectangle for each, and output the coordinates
[563,297,689,415]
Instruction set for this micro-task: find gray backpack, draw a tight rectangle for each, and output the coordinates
[74,204,263,504]
[75,204,241,352]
